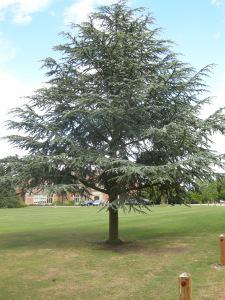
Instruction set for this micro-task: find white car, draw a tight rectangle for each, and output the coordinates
[92,200,104,206]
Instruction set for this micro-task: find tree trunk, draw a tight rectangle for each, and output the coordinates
[107,194,122,245]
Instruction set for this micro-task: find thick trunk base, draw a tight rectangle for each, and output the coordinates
[105,238,123,245]
[108,203,122,244]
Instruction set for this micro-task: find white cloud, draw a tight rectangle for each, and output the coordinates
[13,12,31,24]
[0,33,16,64]
[213,31,222,40]
[211,0,224,6]
[63,0,117,25]
[0,0,53,24]
[0,69,40,158]
[203,80,225,154]
[64,0,93,24]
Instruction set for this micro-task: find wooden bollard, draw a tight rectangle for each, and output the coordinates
[219,234,225,265]
[179,273,192,300]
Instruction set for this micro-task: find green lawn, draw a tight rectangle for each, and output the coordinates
[0,206,225,299]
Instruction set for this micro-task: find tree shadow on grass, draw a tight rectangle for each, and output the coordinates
[0,224,194,254]
[91,239,190,255]
[1,206,223,252]
[0,227,101,251]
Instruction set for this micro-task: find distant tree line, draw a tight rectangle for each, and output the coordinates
[0,157,25,208]
[140,174,225,205]
[188,175,225,204]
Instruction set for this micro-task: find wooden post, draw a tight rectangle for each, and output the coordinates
[219,234,225,266]
[179,273,192,300]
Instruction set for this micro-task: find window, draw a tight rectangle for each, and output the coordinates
[74,194,80,202]
[47,196,53,204]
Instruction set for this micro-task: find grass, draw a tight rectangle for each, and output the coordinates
[0,205,225,299]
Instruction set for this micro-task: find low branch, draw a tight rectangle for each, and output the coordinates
[79,179,107,194]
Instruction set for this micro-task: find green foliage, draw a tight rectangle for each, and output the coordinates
[53,199,75,206]
[0,158,25,208]
[142,183,191,205]
[189,179,221,203]
[188,174,225,204]
[0,196,26,208]
[0,197,19,208]
[200,181,218,202]
[189,190,204,203]
[216,174,225,199]
[5,1,225,209]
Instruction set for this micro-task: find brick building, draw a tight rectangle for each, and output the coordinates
[25,188,108,205]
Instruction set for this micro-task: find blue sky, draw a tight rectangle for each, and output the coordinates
[0,0,225,157]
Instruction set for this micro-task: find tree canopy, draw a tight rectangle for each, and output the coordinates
[188,174,225,203]
[6,1,225,243]
[0,157,22,208]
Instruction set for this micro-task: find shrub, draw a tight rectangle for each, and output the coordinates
[0,196,26,208]
[52,200,74,206]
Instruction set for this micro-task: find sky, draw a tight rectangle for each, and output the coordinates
[0,0,225,158]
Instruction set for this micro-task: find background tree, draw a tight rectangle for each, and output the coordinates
[188,174,225,204]
[0,157,23,208]
[189,180,218,203]
[216,174,225,199]
[143,182,190,205]
[6,1,225,244]
[199,181,218,203]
